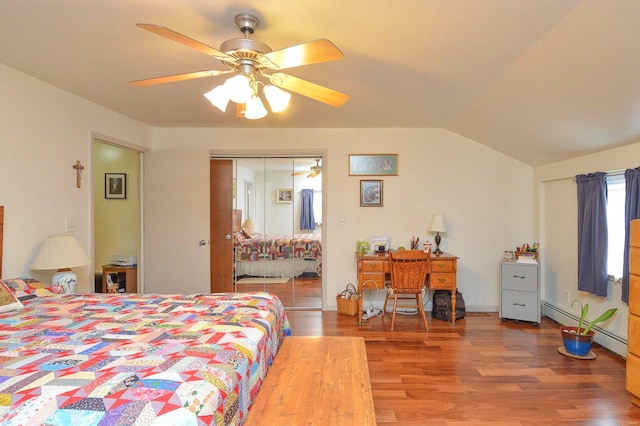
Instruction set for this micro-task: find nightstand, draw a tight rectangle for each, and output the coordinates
[101,264,137,293]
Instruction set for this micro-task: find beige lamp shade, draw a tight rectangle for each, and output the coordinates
[429,214,447,233]
[31,234,91,270]
[241,218,256,232]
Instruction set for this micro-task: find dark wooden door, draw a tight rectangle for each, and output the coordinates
[210,159,234,292]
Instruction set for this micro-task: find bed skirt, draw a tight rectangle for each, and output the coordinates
[236,258,321,279]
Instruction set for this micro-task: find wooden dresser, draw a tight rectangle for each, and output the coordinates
[356,252,459,324]
[627,219,640,407]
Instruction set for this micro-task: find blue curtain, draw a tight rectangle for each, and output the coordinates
[300,189,315,231]
[576,172,608,296]
[622,167,640,303]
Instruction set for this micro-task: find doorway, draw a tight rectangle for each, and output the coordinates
[211,156,323,309]
[93,140,140,292]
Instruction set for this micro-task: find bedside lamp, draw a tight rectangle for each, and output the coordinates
[31,234,91,294]
[429,214,447,256]
[241,218,255,232]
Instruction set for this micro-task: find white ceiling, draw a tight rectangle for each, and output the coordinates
[2,0,640,166]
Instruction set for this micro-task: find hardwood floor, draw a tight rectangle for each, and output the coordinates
[235,273,321,308]
[285,310,640,424]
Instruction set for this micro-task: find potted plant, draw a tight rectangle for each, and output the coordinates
[559,300,618,357]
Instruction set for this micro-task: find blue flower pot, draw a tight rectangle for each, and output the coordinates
[560,326,594,356]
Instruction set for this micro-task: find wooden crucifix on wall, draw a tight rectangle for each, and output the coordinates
[72,160,84,188]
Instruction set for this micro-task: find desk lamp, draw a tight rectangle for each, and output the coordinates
[429,214,447,256]
[31,234,91,294]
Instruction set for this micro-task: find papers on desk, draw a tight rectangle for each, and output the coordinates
[516,253,538,264]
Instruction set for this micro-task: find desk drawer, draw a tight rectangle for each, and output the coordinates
[501,289,538,322]
[360,260,386,273]
[431,259,454,273]
[360,273,384,289]
[501,264,537,292]
[430,273,453,290]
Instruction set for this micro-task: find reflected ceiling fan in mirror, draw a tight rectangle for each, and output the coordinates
[292,159,322,178]
[130,13,349,119]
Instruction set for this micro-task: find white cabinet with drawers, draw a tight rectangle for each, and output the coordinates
[500,262,540,325]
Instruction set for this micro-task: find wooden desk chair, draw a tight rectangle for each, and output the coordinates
[383,249,430,331]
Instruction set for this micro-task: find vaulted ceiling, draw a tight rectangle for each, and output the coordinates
[2,0,640,166]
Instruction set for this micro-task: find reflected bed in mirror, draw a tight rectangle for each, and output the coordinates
[233,231,322,278]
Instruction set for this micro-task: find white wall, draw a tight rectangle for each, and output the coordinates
[0,64,152,291]
[535,142,640,354]
[152,127,534,312]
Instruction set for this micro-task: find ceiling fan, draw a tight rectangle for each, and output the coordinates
[130,13,349,117]
[292,159,322,178]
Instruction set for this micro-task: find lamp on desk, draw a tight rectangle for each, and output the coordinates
[429,214,447,256]
[31,234,91,294]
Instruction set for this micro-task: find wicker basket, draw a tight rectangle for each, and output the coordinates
[337,283,358,316]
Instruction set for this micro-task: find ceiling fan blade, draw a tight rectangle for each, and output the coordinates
[307,172,320,178]
[136,24,234,62]
[129,70,232,86]
[270,73,349,107]
[291,171,308,176]
[262,39,343,70]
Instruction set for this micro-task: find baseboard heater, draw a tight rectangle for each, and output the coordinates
[542,301,627,357]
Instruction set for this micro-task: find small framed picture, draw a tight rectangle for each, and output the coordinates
[349,154,398,176]
[105,173,126,199]
[276,188,293,204]
[360,180,383,207]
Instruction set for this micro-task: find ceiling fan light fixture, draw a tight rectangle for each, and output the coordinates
[264,85,291,113]
[244,95,267,119]
[203,85,229,112]
[224,74,254,103]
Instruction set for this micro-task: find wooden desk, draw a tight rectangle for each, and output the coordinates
[101,264,137,293]
[356,252,459,325]
[245,336,375,425]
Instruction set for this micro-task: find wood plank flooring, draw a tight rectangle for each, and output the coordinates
[285,310,640,424]
[235,273,321,308]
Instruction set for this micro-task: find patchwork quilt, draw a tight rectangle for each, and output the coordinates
[0,291,291,425]
[234,233,322,262]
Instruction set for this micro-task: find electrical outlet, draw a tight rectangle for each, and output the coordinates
[65,218,77,233]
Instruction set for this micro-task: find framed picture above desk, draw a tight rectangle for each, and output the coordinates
[355,252,459,325]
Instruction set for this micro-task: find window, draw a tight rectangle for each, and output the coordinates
[313,189,322,226]
[606,175,625,280]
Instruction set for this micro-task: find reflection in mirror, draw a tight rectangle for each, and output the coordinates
[230,156,322,309]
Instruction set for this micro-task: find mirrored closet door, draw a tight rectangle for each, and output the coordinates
[228,156,322,309]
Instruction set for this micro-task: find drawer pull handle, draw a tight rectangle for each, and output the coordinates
[513,275,526,279]
[438,277,446,283]
[513,303,526,307]
[437,264,446,269]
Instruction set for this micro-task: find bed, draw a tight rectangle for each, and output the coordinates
[0,288,290,425]
[0,207,291,425]
[234,231,322,279]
